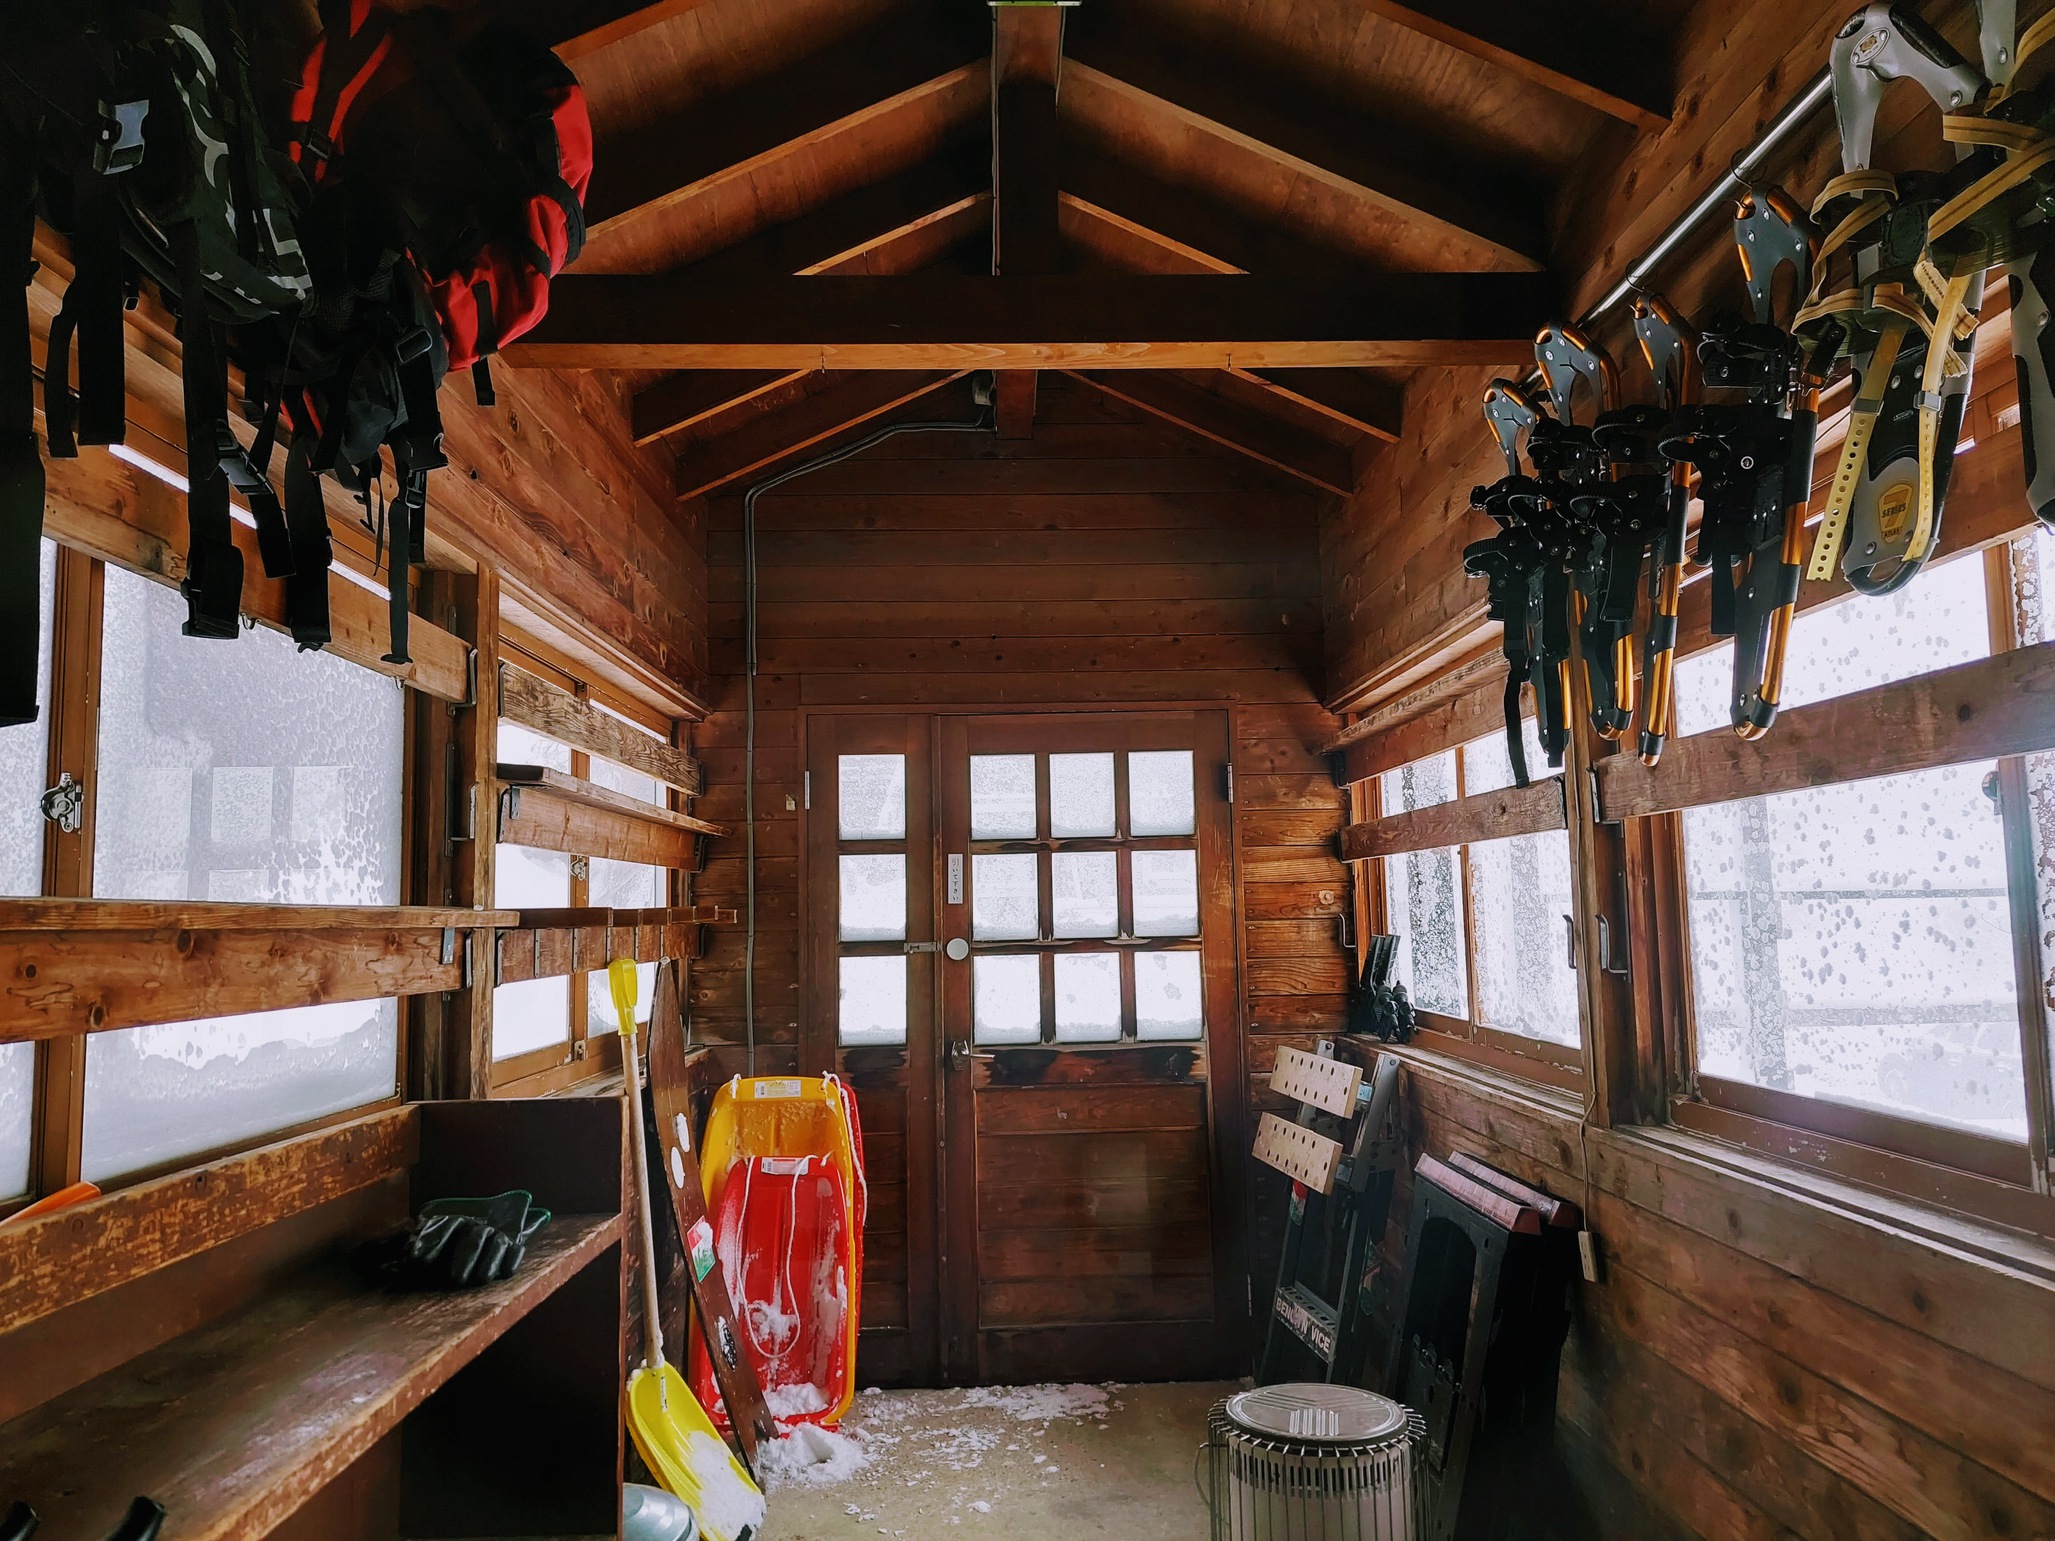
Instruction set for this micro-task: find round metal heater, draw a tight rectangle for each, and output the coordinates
[1204,1384,1424,1541]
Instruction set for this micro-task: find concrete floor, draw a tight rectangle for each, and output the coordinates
[757,1380,1233,1540]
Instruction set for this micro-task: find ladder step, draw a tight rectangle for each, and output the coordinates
[1274,1282,1341,1364]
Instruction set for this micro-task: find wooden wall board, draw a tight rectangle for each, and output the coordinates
[498,781,710,869]
[1340,773,1565,861]
[499,664,705,793]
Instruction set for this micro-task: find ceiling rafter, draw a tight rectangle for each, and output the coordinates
[511,272,1556,371]
[580,4,988,249]
[1067,372,1354,495]
[1356,0,1670,130]
[674,371,969,500]
[531,0,716,61]
[1062,18,1547,273]
[989,2,1068,439]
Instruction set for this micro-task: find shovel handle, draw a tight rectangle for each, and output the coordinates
[613,958,667,1376]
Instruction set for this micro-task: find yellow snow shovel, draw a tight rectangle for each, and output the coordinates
[610,958,766,1541]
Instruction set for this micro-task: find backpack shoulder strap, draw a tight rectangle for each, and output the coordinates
[0,129,46,728]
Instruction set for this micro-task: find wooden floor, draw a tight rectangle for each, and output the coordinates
[757,1380,1229,1539]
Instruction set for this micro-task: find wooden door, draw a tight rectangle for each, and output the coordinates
[803,714,942,1387]
[935,712,1244,1384]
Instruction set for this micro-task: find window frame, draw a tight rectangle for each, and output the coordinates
[1354,741,1587,1091]
[487,630,685,1097]
[1649,543,2055,1215]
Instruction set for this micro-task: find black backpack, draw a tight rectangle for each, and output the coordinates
[0,0,312,725]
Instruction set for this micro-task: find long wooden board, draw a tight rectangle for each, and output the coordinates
[497,776,722,870]
[644,963,775,1467]
[1340,774,1567,861]
[498,664,704,794]
[1595,642,2055,821]
[498,765,728,837]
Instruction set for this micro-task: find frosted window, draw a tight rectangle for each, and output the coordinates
[1462,716,1549,795]
[1677,555,2024,1138]
[1049,753,1115,837]
[973,853,1039,940]
[0,539,55,897]
[839,754,906,841]
[1380,749,1458,814]
[1,1039,32,1201]
[1384,847,1468,1018]
[1133,850,1199,937]
[974,954,1042,1044]
[1470,829,1580,1045]
[1136,952,1203,1040]
[493,845,571,1059]
[81,999,399,1182]
[585,856,664,1032]
[1054,953,1121,1042]
[839,854,907,942]
[1129,751,1195,836]
[2013,529,2055,1147]
[498,718,572,773]
[971,754,1037,839]
[839,955,907,1045]
[1052,851,1118,938]
[590,754,661,807]
[95,567,403,904]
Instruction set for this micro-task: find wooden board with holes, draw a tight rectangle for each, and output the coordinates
[644,959,774,1467]
[1268,1045,1362,1117]
[1252,1112,1344,1193]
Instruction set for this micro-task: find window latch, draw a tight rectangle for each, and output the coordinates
[39,773,83,835]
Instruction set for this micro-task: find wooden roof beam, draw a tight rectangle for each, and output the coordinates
[673,372,969,499]
[1062,19,1546,272]
[629,156,991,446]
[581,4,988,249]
[1356,0,1670,131]
[509,272,1557,371]
[1067,371,1355,494]
[990,3,1070,439]
[1231,369,1402,444]
[529,0,715,61]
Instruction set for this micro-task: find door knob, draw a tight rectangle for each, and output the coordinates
[944,937,970,961]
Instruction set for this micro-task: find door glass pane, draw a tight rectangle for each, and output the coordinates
[1133,850,1200,937]
[1,1040,33,1201]
[498,718,573,773]
[81,998,400,1182]
[494,845,572,1059]
[1054,953,1122,1042]
[1129,750,1195,836]
[1385,847,1468,1018]
[974,954,1042,1043]
[0,539,56,897]
[840,955,907,1045]
[971,754,1037,839]
[1049,752,1115,837]
[972,853,1039,940]
[1052,851,1118,938]
[1470,829,1580,1045]
[839,854,907,942]
[840,754,906,840]
[1136,951,1203,1039]
[96,566,404,904]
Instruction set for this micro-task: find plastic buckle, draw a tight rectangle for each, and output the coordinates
[93,100,149,175]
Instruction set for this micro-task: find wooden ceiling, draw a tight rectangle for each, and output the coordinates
[496,0,1695,499]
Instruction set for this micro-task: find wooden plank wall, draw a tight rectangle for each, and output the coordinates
[687,376,1351,1362]
[1313,2,2055,1533]
[1378,1057,2055,1541]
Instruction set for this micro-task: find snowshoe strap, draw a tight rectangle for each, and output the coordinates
[0,138,46,728]
[282,437,334,651]
[174,223,244,640]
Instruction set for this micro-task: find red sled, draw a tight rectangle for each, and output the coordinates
[690,1153,855,1432]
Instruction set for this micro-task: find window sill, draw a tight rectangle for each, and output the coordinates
[1371,1038,2055,1265]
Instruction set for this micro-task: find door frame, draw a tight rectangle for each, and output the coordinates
[798,704,1251,1385]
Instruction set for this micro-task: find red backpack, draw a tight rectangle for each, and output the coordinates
[287,0,592,390]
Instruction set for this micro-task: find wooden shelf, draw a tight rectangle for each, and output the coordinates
[0,900,520,931]
[0,1213,622,1541]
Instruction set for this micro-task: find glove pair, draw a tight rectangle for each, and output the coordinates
[390,1190,552,1290]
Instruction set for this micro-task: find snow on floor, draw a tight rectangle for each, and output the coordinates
[756,1379,1230,1540]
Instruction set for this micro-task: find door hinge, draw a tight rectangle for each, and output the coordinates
[1225,763,1236,805]
[804,770,811,810]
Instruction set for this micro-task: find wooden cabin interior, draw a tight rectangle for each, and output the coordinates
[3,0,2054,1537]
